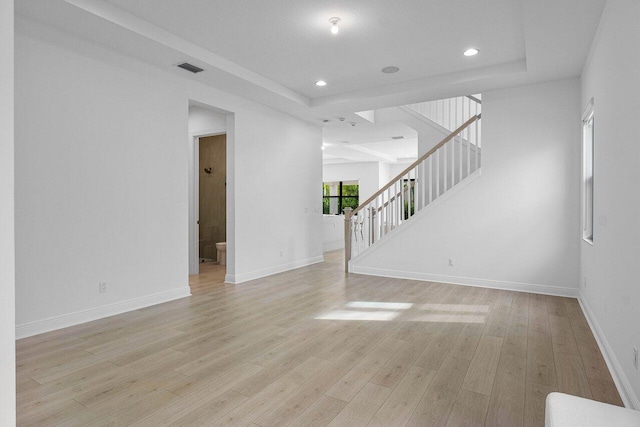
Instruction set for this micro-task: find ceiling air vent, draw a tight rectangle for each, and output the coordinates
[177,62,204,74]
[391,136,405,140]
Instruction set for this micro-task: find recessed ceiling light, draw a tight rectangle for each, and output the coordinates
[329,17,341,34]
[382,66,400,74]
[464,48,479,56]
[316,80,327,87]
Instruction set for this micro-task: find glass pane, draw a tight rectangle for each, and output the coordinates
[324,196,341,215]
[342,184,359,197]
[323,182,339,197]
[583,113,594,242]
[342,197,359,211]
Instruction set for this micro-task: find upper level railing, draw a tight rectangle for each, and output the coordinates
[406,95,481,134]
[344,113,482,270]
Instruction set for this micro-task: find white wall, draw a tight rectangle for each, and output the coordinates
[388,162,414,180]
[0,0,15,422]
[353,79,581,296]
[188,105,227,134]
[15,35,190,335]
[231,110,322,282]
[580,0,640,408]
[323,162,382,203]
[15,21,322,335]
[323,215,344,252]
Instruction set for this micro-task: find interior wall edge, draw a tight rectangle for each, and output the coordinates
[578,294,640,409]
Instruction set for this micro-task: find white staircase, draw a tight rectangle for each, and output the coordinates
[406,95,482,134]
[344,96,482,270]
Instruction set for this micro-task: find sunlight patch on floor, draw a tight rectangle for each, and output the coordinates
[346,301,413,310]
[315,310,399,321]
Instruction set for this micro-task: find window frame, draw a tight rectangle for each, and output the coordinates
[323,181,359,215]
[582,99,594,245]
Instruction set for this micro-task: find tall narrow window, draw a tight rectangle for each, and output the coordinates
[582,100,594,243]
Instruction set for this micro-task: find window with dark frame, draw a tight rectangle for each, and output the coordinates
[323,181,359,215]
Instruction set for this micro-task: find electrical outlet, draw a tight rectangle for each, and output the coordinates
[98,282,107,293]
[448,258,455,267]
[634,347,638,370]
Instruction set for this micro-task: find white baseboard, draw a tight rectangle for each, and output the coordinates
[350,265,579,298]
[578,293,640,409]
[16,286,192,339]
[225,255,324,284]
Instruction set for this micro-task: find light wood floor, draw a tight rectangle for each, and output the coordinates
[16,251,622,426]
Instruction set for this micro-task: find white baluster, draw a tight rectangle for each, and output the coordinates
[415,164,420,212]
[400,176,404,223]
[444,143,448,191]
[459,132,463,183]
[451,138,455,187]
[429,155,433,203]
[396,181,400,227]
[436,149,441,197]
[386,188,390,235]
[467,121,471,178]
[475,120,479,171]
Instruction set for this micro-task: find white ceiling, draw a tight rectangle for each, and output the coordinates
[16,0,606,122]
[322,120,417,165]
[102,0,525,99]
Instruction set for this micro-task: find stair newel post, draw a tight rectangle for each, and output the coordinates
[343,207,353,272]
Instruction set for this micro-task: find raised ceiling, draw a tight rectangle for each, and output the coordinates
[323,121,418,165]
[16,0,606,121]
[103,0,525,99]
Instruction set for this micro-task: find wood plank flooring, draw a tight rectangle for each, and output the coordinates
[16,251,623,426]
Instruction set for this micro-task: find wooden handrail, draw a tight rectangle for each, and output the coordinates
[351,114,480,216]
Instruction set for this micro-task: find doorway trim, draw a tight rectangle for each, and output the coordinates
[189,128,226,275]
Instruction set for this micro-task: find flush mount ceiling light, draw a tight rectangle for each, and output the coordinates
[464,48,479,56]
[381,66,400,74]
[315,80,327,87]
[329,17,341,34]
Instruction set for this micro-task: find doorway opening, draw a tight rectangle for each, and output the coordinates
[198,134,226,264]
[188,102,233,282]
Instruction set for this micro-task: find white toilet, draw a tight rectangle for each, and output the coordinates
[215,242,226,265]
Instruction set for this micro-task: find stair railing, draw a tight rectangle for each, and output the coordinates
[406,95,481,133]
[344,114,482,270]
